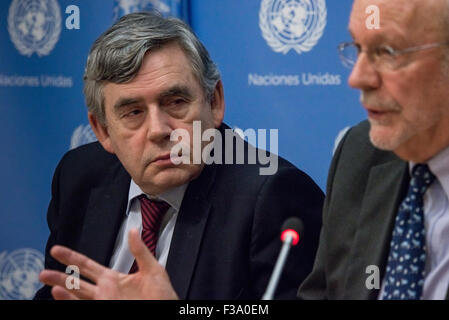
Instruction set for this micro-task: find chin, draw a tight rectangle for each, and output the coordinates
[143,165,202,194]
[369,124,403,151]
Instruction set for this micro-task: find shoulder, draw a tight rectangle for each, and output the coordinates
[325,120,404,210]
[212,146,322,199]
[60,141,117,167]
[55,141,126,187]
[213,123,322,194]
[334,120,400,170]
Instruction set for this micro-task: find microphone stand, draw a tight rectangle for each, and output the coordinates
[262,235,294,300]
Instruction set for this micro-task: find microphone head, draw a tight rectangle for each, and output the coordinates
[280,217,304,246]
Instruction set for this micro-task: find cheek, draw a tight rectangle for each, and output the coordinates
[383,72,411,105]
[175,117,213,142]
[110,130,147,168]
[403,84,445,121]
[399,62,447,106]
[190,102,215,125]
[383,73,428,121]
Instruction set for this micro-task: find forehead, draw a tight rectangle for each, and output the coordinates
[349,0,445,43]
[103,42,202,106]
[131,42,195,85]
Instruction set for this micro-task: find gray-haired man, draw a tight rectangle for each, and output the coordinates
[35,12,323,300]
[299,0,449,300]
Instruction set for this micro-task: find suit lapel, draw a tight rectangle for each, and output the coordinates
[343,159,409,299]
[165,163,216,299]
[78,164,130,267]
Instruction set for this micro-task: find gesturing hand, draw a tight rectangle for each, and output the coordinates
[39,228,179,300]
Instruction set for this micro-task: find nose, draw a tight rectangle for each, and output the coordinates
[146,106,172,142]
[348,52,381,90]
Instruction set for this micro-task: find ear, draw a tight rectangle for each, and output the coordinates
[210,80,225,128]
[88,112,115,154]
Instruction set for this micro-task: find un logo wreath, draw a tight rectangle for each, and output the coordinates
[259,0,327,55]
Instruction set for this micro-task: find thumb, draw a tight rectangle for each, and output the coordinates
[128,228,159,273]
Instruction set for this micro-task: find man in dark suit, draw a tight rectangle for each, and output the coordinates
[299,0,449,300]
[35,12,323,300]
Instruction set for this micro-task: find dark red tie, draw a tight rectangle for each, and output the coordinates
[129,195,170,273]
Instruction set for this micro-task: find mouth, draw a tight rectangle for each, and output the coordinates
[364,105,397,121]
[151,153,174,166]
[151,153,187,166]
[368,109,388,117]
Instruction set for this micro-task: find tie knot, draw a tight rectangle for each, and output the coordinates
[138,195,170,231]
[411,164,435,194]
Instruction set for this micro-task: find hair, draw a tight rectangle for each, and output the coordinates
[83,12,221,125]
[443,0,449,38]
[442,0,449,71]
[447,0,449,31]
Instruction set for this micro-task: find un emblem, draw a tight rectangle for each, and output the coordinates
[259,0,327,54]
[0,248,44,300]
[70,124,97,150]
[7,0,62,57]
[113,0,170,21]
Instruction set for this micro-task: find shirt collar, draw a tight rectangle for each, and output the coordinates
[409,145,449,199]
[126,179,189,215]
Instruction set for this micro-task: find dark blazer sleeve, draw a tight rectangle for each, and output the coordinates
[297,127,351,300]
[250,165,324,299]
[33,153,67,300]
[33,143,130,300]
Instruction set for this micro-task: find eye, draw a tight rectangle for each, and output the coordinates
[171,98,186,106]
[375,45,396,58]
[123,109,143,118]
[164,97,188,109]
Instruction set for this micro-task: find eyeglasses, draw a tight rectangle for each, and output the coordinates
[338,41,449,71]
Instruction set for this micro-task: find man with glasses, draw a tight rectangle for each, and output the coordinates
[298,0,449,300]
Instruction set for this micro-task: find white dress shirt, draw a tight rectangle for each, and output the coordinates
[379,146,449,299]
[108,180,188,273]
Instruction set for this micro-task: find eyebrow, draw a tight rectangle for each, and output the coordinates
[348,27,407,48]
[157,85,194,101]
[112,85,195,113]
[113,97,143,113]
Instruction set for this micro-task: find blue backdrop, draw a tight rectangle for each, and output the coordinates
[0,0,364,299]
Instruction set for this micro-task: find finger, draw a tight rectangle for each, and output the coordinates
[50,245,107,282]
[39,269,96,299]
[128,228,160,273]
[51,286,80,300]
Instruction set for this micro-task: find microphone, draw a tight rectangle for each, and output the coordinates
[262,217,304,300]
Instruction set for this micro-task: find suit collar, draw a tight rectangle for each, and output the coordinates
[163,123,231,298]
[78,161,131,267]
[127,179,189,214]
[417,145,449,202]
[343,158,409,299]
[165,161,216,299]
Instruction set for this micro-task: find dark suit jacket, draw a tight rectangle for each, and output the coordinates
[35,124,323,300]
[298,120,437,299]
